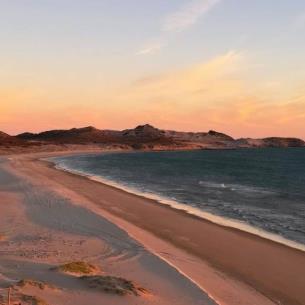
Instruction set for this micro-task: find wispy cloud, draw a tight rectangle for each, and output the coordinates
[136,41,165,55]
[124,51,305,138]
[163,0,221,32]
[136,0,221,55]
[124,50,245,104]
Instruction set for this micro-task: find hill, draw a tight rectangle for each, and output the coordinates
[236,137,305,148]
[5,124,304,151]
[16,124,235,146]
[18,126,121,144]
[0,131,24,146]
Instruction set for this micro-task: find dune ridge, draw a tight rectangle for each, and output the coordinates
[1,124,304,155]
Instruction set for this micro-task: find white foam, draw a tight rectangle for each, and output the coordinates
[199,180,275,195]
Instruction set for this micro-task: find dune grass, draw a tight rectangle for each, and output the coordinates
[80,275,149,296]
[16,279,56,290]
[53,261,98,275]
[21,294,49,305]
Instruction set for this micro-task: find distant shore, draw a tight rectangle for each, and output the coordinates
[1,124,305,156]
[4,150,304,305]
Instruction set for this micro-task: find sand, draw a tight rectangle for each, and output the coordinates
[1,151,305,305]
[0,154,215,305]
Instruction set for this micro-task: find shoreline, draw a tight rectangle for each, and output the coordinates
[50,153,305,252]
[5,150,305,305]
[1,151,217,305]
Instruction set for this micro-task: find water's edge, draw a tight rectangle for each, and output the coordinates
[46,156,305,253]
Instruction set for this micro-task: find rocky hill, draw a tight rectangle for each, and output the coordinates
[16,124,235,146]
[236,137,305,148]
[164,129,235,147]
[0,131,24,146]
[0,124,302,152]
[17,126,121,144]
[17,124,173,146]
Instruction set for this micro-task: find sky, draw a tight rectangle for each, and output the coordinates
[0,0,305,138]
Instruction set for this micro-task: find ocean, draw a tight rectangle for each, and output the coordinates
[50,148,305,247]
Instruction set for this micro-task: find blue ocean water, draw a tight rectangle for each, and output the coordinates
[51,149,305,245]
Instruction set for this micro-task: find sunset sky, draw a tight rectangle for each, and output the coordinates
[1,0,305,138]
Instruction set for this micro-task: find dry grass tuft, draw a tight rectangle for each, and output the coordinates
[21,294,49,305]
[52,261,98,275]
[80,275,149,296]
[16,279,56,290]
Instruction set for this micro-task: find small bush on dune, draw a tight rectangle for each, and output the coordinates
[53,261,98,275]
[80,275,149,296]
[21,294,49,305]
[16,279,56,290]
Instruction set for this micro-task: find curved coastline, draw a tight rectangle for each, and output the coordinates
[50,156,305,253]
[7,151,305,305]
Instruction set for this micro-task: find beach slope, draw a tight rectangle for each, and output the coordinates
[2,152,305,305]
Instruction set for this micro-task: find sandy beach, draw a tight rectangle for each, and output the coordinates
[1,151,305,305]
[2,1,305,304]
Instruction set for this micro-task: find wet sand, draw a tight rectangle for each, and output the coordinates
[3,151,305,305]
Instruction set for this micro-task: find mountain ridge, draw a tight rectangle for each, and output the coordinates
[1,124,303,150]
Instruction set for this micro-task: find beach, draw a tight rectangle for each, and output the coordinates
[1,151,305,305]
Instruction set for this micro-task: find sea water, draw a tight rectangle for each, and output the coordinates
[50,148,305,246]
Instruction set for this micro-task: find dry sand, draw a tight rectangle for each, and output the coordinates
[0,154,215,305]
[1,151,305,305]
